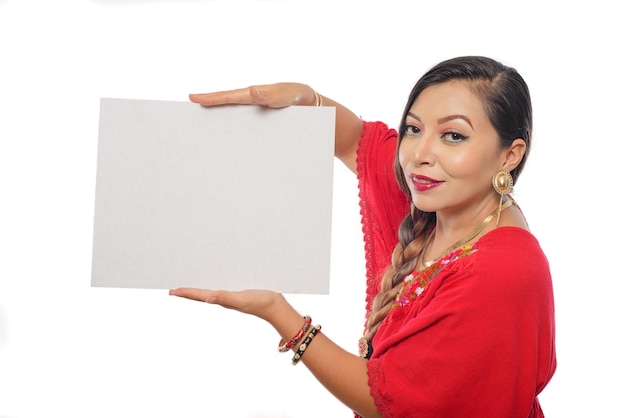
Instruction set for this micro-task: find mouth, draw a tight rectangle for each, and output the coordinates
[409,174,443,192]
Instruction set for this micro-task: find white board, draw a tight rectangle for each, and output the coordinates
[91,98,335,294]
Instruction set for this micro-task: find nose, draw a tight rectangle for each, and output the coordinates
[405,134,435,167]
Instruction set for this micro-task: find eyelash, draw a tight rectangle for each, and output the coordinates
[403,125,468,143]
[404,125,420,136]
[442,131,468,143]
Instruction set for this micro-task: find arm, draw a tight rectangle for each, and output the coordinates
[189,83,363,173]
[169,287,381,418]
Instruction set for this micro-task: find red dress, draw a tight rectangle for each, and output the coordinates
[355,122,556,417]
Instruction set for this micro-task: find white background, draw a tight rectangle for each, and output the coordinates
[0,0,624,417]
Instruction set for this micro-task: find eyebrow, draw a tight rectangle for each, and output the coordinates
[406,112,474,129]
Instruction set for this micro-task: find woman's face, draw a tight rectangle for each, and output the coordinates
[399,80,505,215]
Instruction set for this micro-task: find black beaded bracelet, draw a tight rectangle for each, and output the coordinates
[291,325,321,365]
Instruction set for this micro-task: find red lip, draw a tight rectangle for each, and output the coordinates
[410,174,443,192]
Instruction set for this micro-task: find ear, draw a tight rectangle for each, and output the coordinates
[501,138,526,171]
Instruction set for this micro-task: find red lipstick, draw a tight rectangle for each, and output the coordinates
[410,174,443,192]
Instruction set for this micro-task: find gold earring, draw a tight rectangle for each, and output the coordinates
[492,170,513,195]
[492,170,513,225]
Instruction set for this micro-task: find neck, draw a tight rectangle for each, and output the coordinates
[421,197,514,268]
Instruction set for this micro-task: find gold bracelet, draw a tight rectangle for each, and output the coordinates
[313,90,323,107]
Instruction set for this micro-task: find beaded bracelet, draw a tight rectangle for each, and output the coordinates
[278,315,312,353]
[291,324,321,365]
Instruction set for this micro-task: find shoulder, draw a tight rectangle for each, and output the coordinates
[360,121,397,145]
[357,121,399,174]
[476,227,546,265]
[468,227,552,297]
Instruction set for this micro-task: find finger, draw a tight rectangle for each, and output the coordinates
[169,287,245,311]
[169,287,217,303]
[189,86,258,106]
[251,83,314,108]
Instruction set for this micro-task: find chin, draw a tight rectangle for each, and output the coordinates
[412,200,435,214]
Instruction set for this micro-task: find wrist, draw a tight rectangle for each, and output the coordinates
[262,292,292,323]
[294,84,322,106]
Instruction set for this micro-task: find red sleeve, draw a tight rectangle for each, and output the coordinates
[367,228,557,417]
[356,121,410,318]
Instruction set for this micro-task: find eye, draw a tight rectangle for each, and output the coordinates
[404,124,421,137]
[441,131,468,143]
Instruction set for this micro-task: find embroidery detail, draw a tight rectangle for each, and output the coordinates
[394,243,478,307]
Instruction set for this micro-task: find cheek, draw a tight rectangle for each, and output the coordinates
[445,151,493,180]
[397,142,411,170]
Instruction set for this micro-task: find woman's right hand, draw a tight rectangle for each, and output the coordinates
[189,82,317,109]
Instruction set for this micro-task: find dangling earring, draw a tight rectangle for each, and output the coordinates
[492,170,513,225]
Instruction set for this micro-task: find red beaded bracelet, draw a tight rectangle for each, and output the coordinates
[291,324,321,365]
[277,315,312,353]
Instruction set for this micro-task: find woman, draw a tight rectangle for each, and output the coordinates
[170,56,556,417]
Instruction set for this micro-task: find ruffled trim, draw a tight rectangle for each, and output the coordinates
[367,358,390,417]
[356,121,378,326]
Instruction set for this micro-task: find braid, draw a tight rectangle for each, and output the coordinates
[364,209,434,342]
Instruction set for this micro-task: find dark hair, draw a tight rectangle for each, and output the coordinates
[395,55,532,196]
[365,56,533,342]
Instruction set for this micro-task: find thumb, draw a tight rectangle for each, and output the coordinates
[249,86,268,104]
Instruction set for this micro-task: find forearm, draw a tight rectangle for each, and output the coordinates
[317,94,363,174]
[268,295,380,417]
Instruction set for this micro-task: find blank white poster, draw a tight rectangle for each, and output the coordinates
[92,98,335,294]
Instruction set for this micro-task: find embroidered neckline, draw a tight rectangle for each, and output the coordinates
[394,243,478,307]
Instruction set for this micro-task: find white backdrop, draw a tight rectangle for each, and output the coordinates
[1,0,624,417]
